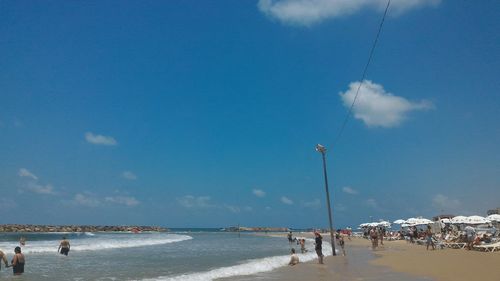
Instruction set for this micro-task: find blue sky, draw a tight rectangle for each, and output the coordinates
[1,0,499,229]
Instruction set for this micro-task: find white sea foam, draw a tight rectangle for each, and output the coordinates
[0,234,192,254]
[141,239,333,281]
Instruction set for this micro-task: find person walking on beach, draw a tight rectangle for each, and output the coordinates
[464,225,476,250]
[11,247,24,275]
[288,248,299,266]
[369,227,378,249]
[425,225,435,250]
[287,231,293,244]
[338,235,346,256]
[314,231,324,264]
[0,249,9,270]
[58,236,71,256]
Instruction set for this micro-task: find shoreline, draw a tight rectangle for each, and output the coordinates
[234,232,500,281]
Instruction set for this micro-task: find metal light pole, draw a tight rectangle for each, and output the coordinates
[316,144,336,256]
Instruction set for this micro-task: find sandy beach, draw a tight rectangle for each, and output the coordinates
[230,233,500,281]
[371,239,500,281]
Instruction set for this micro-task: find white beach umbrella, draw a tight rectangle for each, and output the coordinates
[451,216,468,224]
[440,218,452,224]
[465,215,491,224]
[393,219,406,224]
[378,221,391,227]
[406,217,433,225]
[486,214,500,222]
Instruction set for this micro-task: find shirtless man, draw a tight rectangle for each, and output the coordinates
[288,248,299,266]
[58,236,71,256]
[0,249,9,270]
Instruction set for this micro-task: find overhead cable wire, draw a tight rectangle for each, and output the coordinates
[332,0,391,146]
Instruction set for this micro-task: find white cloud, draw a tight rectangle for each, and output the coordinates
[302,198,321,209]
[432,194,460,211]
[85,132,117,146]
[224,205,241,213]
[258,0,441,26]
[366,198,378,208]
[252,189,266,197]
[339,80,433,128]
[122,171,137,180]
[177,195,214,208]
[74,193,101,207]
[342,186,358,195]
[105,196,140,207]
[26,182,56,195]
[281,196,294,205]
[18,168,38,180]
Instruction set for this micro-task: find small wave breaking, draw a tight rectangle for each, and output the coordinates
[0,233,192,254]
[142,239,332,281]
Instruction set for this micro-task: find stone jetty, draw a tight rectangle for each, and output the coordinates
[0,224,167,233]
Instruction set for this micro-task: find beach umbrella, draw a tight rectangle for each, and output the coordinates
[451,216,468,224]
[378,221,391,227]
[440,218,452,224]
[465,215,491,224]
[406,217,433,225]
[486,214,500,222]
[393,219,406,224]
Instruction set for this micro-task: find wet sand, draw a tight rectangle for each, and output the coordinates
[226,234,431,281]
[226,233,500,281]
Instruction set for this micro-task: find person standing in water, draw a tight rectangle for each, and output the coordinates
[314,231,324,264]
[0,249,9,270]
[58,236,71,256]
[11,247,24,275]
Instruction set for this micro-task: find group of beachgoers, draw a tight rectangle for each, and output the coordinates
[287,229,350,266]
[363,222,499,252]
[0,236,71,275]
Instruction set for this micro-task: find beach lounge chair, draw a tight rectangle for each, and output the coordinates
[433,238,446,250]
[473,241,500,252]
[444,242,466,249]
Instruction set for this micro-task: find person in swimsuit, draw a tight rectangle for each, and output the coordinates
[299,239,307,253]
[288,248,299,266]
[58,236,71,256]
[425,225,435,250]
[11,246,24,275]
[0,249,9,270]
[19,236,26,246]
[314,231,324,264]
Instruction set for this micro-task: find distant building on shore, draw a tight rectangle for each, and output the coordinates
[487,208,500,215]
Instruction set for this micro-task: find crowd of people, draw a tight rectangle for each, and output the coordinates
[286,229,351,266]
[362,222,499,251]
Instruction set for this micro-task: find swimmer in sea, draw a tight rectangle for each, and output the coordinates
[11,246,25,275]
[58,236,71,256]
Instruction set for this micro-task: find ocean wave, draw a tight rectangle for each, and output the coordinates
[0,234,192,254]
[142,239,333,281]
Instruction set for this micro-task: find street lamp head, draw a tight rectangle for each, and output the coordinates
[315,144,326,154]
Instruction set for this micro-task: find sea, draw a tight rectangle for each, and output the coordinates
[0,229,331,281]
